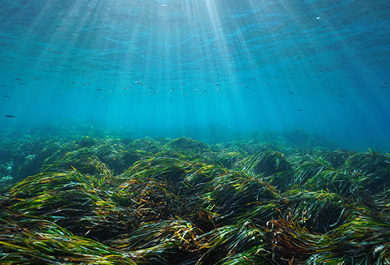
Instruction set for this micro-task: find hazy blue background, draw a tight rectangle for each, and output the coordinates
[1,0,389,151]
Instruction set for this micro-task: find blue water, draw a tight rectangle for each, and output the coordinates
[1,0,390,150]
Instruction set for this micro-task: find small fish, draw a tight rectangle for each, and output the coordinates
[96,89,103,91]
[3,95,10,97]
[5,115,16,118]
[298,109,304,111]
[16,78,23,81]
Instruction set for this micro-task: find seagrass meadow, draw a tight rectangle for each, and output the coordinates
[1,127,390,264]
[2,0,390,263]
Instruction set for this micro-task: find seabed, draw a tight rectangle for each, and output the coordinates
[1,127,390,264]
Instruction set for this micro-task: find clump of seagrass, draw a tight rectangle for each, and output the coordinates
[0,211,136,264]
[345,150,390,193]
[168,137,210,153]
[42,137,147,175]
[243,150,292,177]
